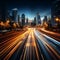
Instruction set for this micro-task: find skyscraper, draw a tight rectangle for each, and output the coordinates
[43,16,48,26]
[0,5,8,22]
[21,13,25,26]
[26,18,28,25]
[18,15,20,26]
[51,0,60,26]
[36,12,41,25]
[12,8,18,22]
[34,17,36,25]
[43,16,47,22]
[6,10,10,19]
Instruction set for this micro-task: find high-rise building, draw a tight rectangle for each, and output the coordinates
[6,10,10,19]
[34,17,36,25]
[18,15,20,23]
[43,16,47,22]
[21,13,25,26]
[12,8,18,22]
[36,12,41,25]
[51,0,60,26]
[0,5,8,22]
[18,15,20,25]
[26,18,28,25]
[43,16,48,26]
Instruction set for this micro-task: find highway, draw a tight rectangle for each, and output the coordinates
[0,28,60,60]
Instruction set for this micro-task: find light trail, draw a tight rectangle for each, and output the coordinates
[0,33,23,51]
[34,29,60,60]
[0,30,30,59]
[0,28,60,60]
[20,28,40,60]
[4,41,22,60]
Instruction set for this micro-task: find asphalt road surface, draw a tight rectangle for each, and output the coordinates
[0,28,60,60]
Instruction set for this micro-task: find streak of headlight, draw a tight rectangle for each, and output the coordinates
[0,30,29,57]
[34,30,60,59]
[32,30,39,60]
[4,41,22,60]
[23,30,32,60]
[37,34,57,60]
[0,34,21,51]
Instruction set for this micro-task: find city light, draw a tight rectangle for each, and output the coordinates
[4,20,10,28]
[55,17,59,22]
[13,23,17,28]
[0,0,60,60]
[6,20,10,23]
[0,21,4,26]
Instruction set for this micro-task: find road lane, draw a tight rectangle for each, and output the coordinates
[0,28,60,60]
[9,33,29,60]
[0,30,26,43]
[20,28,39,60]
[0,33,25,51]
[34,29,60,60]
[0,30,30,60]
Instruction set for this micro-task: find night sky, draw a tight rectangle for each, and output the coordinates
[0,0,55,20]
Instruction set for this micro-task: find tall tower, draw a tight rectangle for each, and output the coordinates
[6,10,10,19]
[34,17,36,25]
[51,0,60,26]
[44,16,47,22]
[21,13,25,26]
[36,12,41,25]
[0,5,8,22]
[18,15,20,25]
[12,8,18,22]
[43,16,48,26]
[26,18,28,25]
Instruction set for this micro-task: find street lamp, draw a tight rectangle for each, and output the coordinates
[55,17,59,22]
[6,20,10,23]
[0,21,5,30]
[55,17,60,29]
[0,21,4,26]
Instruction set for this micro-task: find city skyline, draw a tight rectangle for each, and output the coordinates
[0,0,55,20]
[18,8,51,20]
[0,0,60,60]
[9,8,51,20]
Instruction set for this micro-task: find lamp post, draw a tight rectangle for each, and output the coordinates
[55,18,59,22]
[55,17,60,31]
